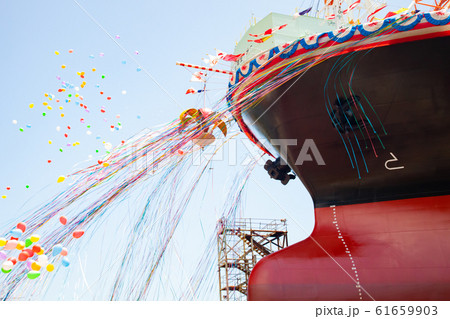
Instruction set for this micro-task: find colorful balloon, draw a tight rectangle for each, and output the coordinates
[0,238,6,246]
[31,262,41,271]
[7,257,17,265]
[25,238,33,247]
[52,244,63,256]
[37,255,49,267]
[11,228,23,238]
[32,245,42,253]
[2,260,14,271]
[16,222,27,232]
[57,176,66,183]
[0,251,7,260]
[4,240,18,250]
[18,252,29,262]
[72,230,85,239]
[59,216,67,225]
[23,249,34,258]
[27,271,40,279]
[30,234,40,243]
[16,241,25,250]
[61,257,70,267]
[60,247,68,256]
[46,264,55,272]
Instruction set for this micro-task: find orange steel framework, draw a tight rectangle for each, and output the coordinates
[217,218,288,301]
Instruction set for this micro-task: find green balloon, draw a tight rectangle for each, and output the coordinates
[1,268,11,274]
[25,238,33,247]
[27,271,40,279]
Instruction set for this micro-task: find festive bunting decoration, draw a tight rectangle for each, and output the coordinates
[248,24,287,37]
[383,8,408,19]
[248,35,273,43]
[216,50,245,62]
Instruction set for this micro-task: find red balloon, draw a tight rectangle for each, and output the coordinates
[8,257,17,265]
[17,222,27,232]
[18,252,29,261]
[32,245,42,253]
[59,216,67,225]
[23,249,34,258]
[72,230,85,239]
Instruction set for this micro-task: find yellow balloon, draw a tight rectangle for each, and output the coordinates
[57,176,66,183]
[46,264,55,272]
[36,249,44,255]
[29,103,34,109]
[31,262,41,271]
[16,241,25,250]
[0,238,6,246]
[30,234,40,243]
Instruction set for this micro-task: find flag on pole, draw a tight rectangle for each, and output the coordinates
[190,72,206,82]
[293,7,312,18]
[367,4,387,22]
[342,0,361,15]
[216,49,227,59]
[215,49,245,62]
[203,54,219,67]
[185,88,206,94]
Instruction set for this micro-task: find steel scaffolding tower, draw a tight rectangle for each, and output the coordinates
[217,218,288,301]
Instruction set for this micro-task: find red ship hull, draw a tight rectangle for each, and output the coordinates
[248,195,450,300]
